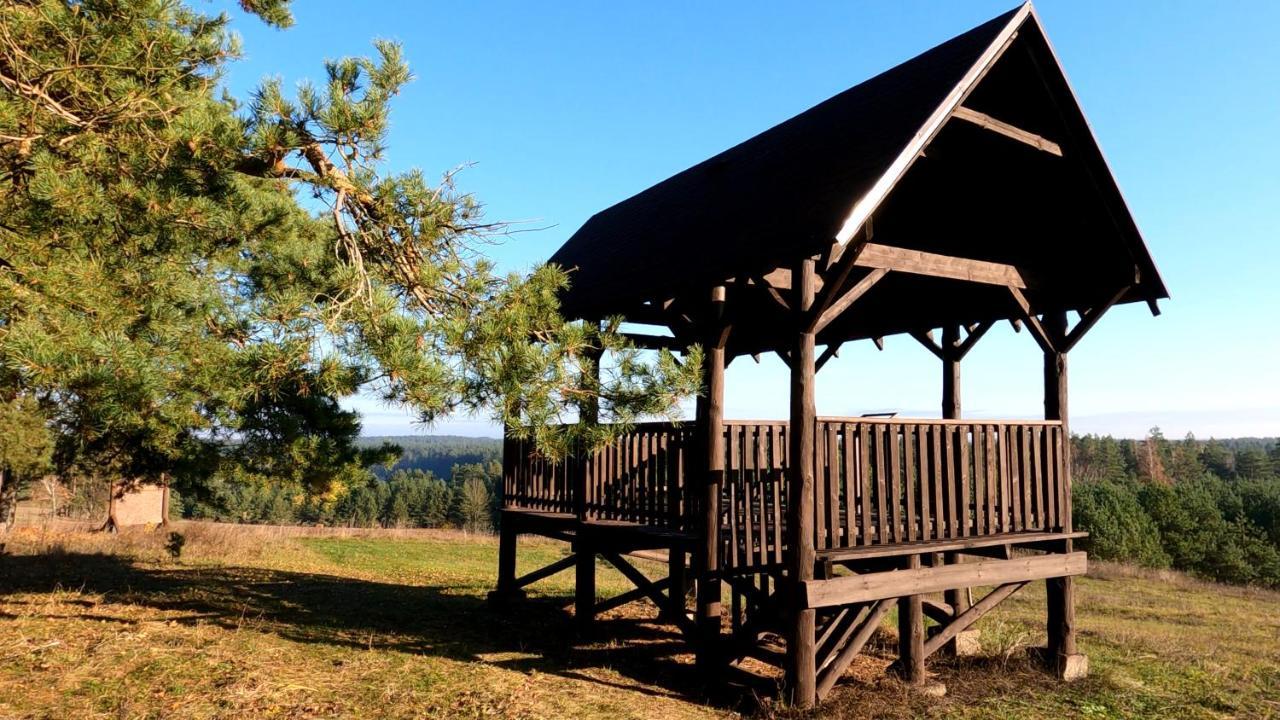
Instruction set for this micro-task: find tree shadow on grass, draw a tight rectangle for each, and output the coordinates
[0,552,759,712]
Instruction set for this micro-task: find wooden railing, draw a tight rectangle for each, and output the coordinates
[721,418,1069,570]
[502,422,695,528]
[504,417,1069,566]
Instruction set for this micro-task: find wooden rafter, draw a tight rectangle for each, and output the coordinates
[856,243,1031,288]
[911,330,945,360]
[1007,286,1058,354]
[815,342,842,372]
[622,332,687,352]
[955,320,993,359]
[809,268,889,334]
[952,105,1063,156]
[1062,285,1130,352]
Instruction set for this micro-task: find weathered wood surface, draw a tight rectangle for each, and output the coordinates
[505,416,1071,574]
[801,552,1087,609]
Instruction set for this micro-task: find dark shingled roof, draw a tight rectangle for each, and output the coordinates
[548,3,1166,352]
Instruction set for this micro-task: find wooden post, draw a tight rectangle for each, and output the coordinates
[786,258,818,708]
[696,286,728,674]
[898,554,926,683]
[575,340,601,632]
[1042,310,1084,679]
[941,324,961,419]
[492,514,522,604]
[940,324,970,656]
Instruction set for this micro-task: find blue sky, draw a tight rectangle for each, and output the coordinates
[220,1,1280,439]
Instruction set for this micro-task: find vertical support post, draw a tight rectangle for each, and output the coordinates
[1043,310,1084,679]
[696,286,728,674]
[575,337,601,632]
[491,514,523,604]
[898,554,926,683]
[940,324,970,656]
[786,258,818,708]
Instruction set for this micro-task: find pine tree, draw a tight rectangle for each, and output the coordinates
[1,0,701,516]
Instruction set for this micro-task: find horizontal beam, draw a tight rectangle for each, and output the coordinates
[952,105,1063,157]
[854,243,1030,288]
[620,333,686,352]
[802,552,1087,609]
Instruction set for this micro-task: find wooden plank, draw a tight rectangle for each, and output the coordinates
[815,422,827,550]
[842,424,857,550]
[816,531,1087,563]
[943,425,957,539]
[772,425,785,564]
[1020,426,1035,530]
[1042,425,1056,531]
[1006,426,1021,532]
[854,243,1030,289]
[917,425,932,542]
[985,426,998,534]
[874,423,889,544]
[802,553,1088,609]
[743,426,757,567]
[959,426,971,538]
[827,422,841,547]
[904,425,918,543]
[732,422,742,563]
[860,423,873,546]
[887,424,903,543]
[931,425,945,541]
[973,425,986,536]
[952,105,1063,156]
[1024,425,1044,527]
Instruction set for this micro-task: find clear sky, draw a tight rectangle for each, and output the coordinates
[219,1,1280,440]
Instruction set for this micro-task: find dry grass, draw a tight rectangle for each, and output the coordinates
[1,523,1278,720]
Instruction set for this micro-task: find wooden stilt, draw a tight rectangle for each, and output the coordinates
[665,548,687,621]
[696,286,728,675]
[490,517,524,604]
[786,258,818,708]
[1043,310,1085,679]
[897,554,926,684]
[940,325,971,656]
[575,541,596,632]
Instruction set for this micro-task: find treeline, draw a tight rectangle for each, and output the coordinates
[360,436,501,480]
[183,437,502,531]
[1073,431,1280,587]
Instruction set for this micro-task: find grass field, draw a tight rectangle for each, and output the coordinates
[1,522,1278,719]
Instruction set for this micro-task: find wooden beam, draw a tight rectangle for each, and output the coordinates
[809,268,889,334]
[622,333,686,352]
[751,275,791,313]
[855,243,1031,288]
[802,552,1087,608]
[923,581,1028,658]
[815,342,842,372]
[815,598,895,698]
[911,330,945,361]
[955,320,993,359]
[759,267,825,293]
[1062,285,1130,353]
[1007,286,1058,354]
[897,554,926,684]
[952,105,1063,156]
[517,553,578,589]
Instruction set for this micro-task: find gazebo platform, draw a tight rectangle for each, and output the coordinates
[493,2,1164,708]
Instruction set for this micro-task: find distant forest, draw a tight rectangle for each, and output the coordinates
[360,436,501,479]
[1073,431,1280,588]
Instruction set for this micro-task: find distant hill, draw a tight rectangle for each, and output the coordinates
[357,435,502,479]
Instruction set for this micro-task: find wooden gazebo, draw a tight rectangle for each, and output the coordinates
[492,3,1165,707]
